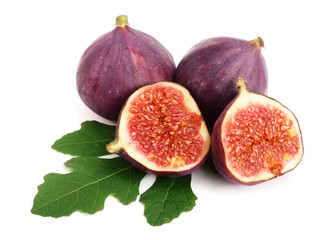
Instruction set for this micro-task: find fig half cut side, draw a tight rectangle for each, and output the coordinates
[212,78,303,185]
[77,15,175,121]
[107,82,211,176]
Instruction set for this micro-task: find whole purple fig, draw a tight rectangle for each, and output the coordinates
[77,15,176,121]
[175,36,268,130]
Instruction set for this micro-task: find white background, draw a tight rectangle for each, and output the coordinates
[1,0,330,239]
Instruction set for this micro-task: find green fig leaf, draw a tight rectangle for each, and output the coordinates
[140,175,197,226]
[31,156,146,217]
[51,121,115,157]
[32,120,199,226]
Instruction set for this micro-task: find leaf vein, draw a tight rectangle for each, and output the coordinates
[55,139,110,146]
[152,178,176,225]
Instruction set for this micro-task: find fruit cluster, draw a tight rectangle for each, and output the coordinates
[76,15,303,185]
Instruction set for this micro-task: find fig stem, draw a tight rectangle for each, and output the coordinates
[236,77,249,94]
[249,36,264,49]
[106,140,122,153]
[116,15,129,28]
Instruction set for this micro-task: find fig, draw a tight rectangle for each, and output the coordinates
[212,78,303,185]
[175,36,268,129]
[106,82,211,176]
[77,15,176,121]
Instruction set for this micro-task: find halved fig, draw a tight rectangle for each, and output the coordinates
[107,82,211,176]
[212,78,303,185]
[175,36,267,130]
[77,15,175,121]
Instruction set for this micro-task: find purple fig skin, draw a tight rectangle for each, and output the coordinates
[175,36,268,130]
[77,16,176,121]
